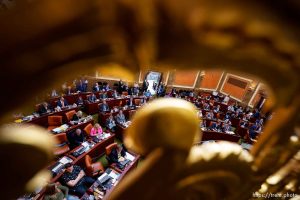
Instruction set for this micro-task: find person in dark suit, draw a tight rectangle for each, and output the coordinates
[209,121,221,131]
[128,87,134,96]
[68,129,85,149]
[106,114,116,132]
[83,78,88,92]
[77,96,84,106]
[39,102,52,115]
[249,124,258,139]
[76,80,84,92]
[93,83,100,92]
[107,144,126,165]
[99,100,110,112]
[112,90,119,98]
[142,79,149,92]
[115,110,126,125]
[127,96,136,108]
[88,93,97,103]
[117,79,124,93]
[72,110,83,121]
[57,97,68,108]
[99,92,108,99]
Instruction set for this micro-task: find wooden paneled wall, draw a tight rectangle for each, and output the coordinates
[199,70,223,90]
[221,74,251,100]
[93,69,266,105]
[172,70,199,87]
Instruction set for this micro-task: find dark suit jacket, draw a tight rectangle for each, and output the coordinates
[100,104,110,112]
[88,95,97,103]
[39,105,49,115]
[69,132,85,149]
[57,100,68,108]
[107,148,126,164]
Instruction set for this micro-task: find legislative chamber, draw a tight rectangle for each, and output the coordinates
[12,68,271,200]
[2,1,300,200]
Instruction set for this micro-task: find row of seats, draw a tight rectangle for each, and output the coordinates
[47,110,77,130]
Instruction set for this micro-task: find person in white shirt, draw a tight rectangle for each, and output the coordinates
[223,95,230,104]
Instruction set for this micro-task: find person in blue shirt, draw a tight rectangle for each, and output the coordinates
[99,100,110,112]
[88,93,97,103]
[144,90,151,98]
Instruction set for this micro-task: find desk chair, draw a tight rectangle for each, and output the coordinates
[105,143,122,173]
[48,115,63,130]
[65,110,76,122]
[85,155,105,177]
[84,123,93,137]
[134,99,141,106]
[53,133,70,156]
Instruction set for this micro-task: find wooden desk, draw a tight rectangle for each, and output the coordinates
[68,134,115,167]
[85,96,145,115]
[48,92,92,107]
[33,134,115,200]
[82,153,140,200]
[201,130,241,143]
[26,106,79,127]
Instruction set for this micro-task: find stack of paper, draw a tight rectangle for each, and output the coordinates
[125,152,135,161]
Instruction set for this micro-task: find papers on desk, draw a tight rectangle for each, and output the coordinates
[102,133,111,139]
[82,141,90,148]
[109,171,119,180]
[125,152,135,161]
[52,124,69,133]
[123,121,131,128]
[22,115,34,121]
[225,131,235,135]
[59,156,73,165]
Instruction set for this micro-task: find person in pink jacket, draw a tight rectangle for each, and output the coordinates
[90,123,103,137]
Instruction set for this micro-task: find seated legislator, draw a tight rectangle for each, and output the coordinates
[57,97,69,108]
[39,102,52,115]
[112,90,119,98]
[90,123,103,141]
[209,121,222,132]
[127,96,136,108]
[99,100,110,112]
[87,93,97,103]
[115,110,127,125]
[205,111,214,119]
[102,82,110,91]
[77,96,84,106]
[203,103,210,111]
[222,123,232,133]
[72,110,83,121]
[44,183,69,200]
[107,144,127,168]
[213,105,220,113]
[69,129,86,149]
[61,163,95,196]
[99,92,108,99]
[106,114,116,132]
